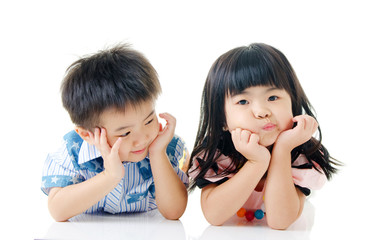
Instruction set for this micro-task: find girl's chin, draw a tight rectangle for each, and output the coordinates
[258,136,278,148]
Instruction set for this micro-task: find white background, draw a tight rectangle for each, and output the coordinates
[1,0,378,239]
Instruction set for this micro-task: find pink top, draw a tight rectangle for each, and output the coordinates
[189,151,327,211]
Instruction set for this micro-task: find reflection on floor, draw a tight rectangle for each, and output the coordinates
[44,198,315,240]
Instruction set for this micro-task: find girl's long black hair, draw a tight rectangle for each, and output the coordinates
[187,43,339,191]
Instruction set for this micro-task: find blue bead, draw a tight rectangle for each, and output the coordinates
[254,209,264,219]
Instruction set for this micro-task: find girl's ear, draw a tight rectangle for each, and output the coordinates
[75,126,95,145]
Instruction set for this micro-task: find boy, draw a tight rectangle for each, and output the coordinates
[41,44,188,222]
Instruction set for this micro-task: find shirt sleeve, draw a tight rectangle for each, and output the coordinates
[188,151,234,189]
[41,143,85,195]
[166,135,189,186]
[291,154,327,196]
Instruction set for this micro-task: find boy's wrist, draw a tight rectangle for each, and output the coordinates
[149,150,167,163]
[102,169,124,184]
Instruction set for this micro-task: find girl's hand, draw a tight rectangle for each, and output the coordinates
[276,115,318,151]
[149,113,176,156]
[231,128,271,164]
[89,128,125,181]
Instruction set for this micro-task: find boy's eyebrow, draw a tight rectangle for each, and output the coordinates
[114,110,155,132]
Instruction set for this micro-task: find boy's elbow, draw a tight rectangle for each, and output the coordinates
[51,214,70,222]
[161,207,185,220]
[48,206,70,222]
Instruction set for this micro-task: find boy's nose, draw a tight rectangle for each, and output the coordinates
[133,133,149,147]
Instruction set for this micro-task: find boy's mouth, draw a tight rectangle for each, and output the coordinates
[131,148,146,154]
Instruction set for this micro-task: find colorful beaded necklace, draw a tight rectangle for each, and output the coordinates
[237,208,265,221]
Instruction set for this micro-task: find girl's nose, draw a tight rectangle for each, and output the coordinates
[252,104,271,119]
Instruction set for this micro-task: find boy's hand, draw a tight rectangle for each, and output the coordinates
[89,128,125,181]
[149,113,176,156]
[231,128,271,164]
[276,115,318,151]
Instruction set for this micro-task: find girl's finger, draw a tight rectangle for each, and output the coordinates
[240,130,251,143]
[249,133,260,144]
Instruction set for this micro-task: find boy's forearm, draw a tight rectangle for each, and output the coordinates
[149,152,188,220]
[264,145,304,229]
[48,172,121,221]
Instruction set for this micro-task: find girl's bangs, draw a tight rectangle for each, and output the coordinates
[225,52,285,96]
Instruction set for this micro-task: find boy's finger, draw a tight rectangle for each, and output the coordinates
[100,128,110,150]
[94,128,100,144]
[111,137,123,155]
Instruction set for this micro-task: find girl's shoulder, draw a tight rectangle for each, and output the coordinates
[292,154,327,193]
[189,149,237,180]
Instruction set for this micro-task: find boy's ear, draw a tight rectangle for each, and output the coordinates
[75,126,95,145]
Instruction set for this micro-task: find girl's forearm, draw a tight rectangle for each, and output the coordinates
[149,152,188,220]
[200,161,268,225]
[48,172,121,222]
[264,146,304,229]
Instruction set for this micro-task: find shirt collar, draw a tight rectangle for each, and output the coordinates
[78,141,102,165]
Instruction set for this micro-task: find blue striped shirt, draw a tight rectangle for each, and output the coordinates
[41,130,189,214]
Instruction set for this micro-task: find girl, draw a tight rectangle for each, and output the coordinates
[187,43,338,229]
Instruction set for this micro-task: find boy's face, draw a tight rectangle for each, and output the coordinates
[99,100,160,162]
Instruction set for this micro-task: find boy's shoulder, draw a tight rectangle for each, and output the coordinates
[166,135,187,169]
[62,130,104,173]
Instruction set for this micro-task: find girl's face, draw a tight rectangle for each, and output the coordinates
[224,85,294,147]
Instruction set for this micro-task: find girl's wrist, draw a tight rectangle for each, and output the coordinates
[245,158,269,171]
[274,140,294,154]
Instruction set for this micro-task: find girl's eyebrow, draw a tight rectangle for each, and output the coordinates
[266,87,280,93]
[114,110,155,132]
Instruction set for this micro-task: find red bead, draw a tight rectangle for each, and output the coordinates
[245,210,255,221]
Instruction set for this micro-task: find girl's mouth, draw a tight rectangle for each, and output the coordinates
[263,123,276,131]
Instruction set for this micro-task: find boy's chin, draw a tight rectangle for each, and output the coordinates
[121,153,149,163]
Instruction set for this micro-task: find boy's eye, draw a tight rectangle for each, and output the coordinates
[145,118,154,125]
[268,96,278,101]
[120,131,130,137]
[237,100,249,105]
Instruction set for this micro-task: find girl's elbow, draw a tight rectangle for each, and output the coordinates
[203,210,227,226]
[206,218,225,226]
[267,220,291,230]
[266,214,297,230]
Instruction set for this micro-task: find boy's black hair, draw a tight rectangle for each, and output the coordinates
[61,44,161,129]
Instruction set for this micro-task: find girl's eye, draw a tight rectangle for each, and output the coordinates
[237,100,249,105]
[120,131,130,137]
[268,96,278,101]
